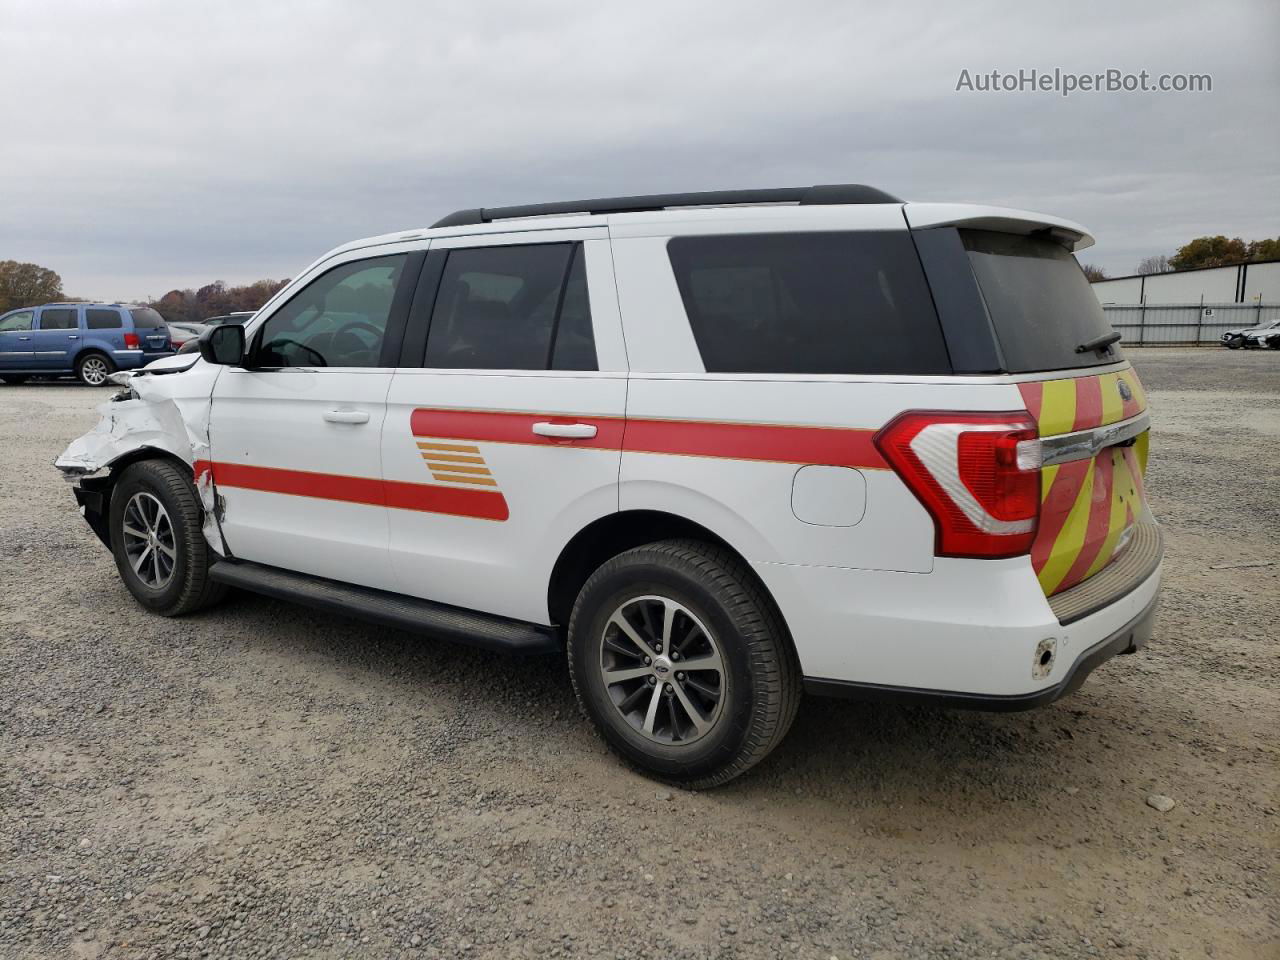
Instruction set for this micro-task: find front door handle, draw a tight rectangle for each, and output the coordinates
[17,336,31,341]
[323,409,370,425]
[532,421,597,440]
[67,335,80,340]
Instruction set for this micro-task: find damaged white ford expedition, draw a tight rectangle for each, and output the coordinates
[56,185,1162,787]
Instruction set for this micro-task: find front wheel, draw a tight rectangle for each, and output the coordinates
[76,352,115,386]
[109,459,228,616]
[567,539,800,788]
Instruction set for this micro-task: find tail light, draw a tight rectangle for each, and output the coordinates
[123,332,140,348]
[874,411,1040,559]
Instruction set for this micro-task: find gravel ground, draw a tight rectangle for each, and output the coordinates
[1,348,1277,960]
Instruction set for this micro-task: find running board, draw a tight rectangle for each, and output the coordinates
[208,559,559,655]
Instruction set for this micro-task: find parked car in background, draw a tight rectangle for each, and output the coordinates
[204,312,256,326]
[1221,318,1280,349]
[1241,320,1280,349]
[54,185,1161,787]
[0,303,173,385]
[166,322,208,351]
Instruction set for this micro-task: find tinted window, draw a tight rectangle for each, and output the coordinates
[961,230,1121,372]
[86,308,123,329]
[424,243,596,371]
[256,255,405,368]
[129,307,166,329]
[668,232,949,375]
[39,308,78,330]
[0,311,34,332]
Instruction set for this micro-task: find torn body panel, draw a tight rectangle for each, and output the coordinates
[54,361,227,555]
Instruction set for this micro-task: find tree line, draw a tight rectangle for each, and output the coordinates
[1083,234,1280,281]
[0,260,287,321]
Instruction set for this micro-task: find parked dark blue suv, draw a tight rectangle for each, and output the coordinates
[0,303,174,386]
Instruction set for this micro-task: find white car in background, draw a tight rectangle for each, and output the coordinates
[54,185,1162,787]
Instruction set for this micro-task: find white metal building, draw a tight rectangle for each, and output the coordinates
[1092,259,1280,305]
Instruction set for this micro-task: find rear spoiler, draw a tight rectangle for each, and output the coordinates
[903,203,1095,251]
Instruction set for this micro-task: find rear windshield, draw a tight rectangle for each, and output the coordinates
[129,307,166,329]
[668,232,950,375]
[961,229,1121,372]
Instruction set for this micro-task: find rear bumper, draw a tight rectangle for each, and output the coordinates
[756,529,1163,701]
[804,590,1158,710]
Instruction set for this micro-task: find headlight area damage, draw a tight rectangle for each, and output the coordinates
[53,359,226,554]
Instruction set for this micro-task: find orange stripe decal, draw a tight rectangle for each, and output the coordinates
[1072,375,1104,431]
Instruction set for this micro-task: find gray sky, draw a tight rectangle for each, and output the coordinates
[2,0,1277,300]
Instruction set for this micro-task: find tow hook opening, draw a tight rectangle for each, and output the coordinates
[1032,638,1057,679]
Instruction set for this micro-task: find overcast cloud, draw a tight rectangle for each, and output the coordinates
[2,0,1277,300]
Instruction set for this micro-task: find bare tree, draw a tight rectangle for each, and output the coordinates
[1135,255,1171,275]
[1080,263,1108,282]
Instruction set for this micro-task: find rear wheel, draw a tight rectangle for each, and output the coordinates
[567,539,800,788]
[109,459,227,616]
[76,352,115,386]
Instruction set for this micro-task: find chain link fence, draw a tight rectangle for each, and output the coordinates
[1103,303,1280,345]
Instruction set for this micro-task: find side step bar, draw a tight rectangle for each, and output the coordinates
[209,559,559,655]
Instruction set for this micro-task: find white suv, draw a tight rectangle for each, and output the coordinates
[56,185,1162,787]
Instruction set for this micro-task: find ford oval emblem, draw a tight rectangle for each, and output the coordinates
[1117,379,1133,402]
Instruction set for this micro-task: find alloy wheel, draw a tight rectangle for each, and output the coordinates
[80,356,109,385]
[121,492,177,589]
[599,595,726,745]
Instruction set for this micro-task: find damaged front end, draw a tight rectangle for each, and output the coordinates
[54,357,227,555]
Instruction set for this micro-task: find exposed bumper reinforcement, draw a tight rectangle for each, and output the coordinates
[803,589,1159,712]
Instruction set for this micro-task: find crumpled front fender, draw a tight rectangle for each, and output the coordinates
[54,365,226,554]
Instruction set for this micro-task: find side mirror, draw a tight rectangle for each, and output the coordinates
[198,324,245,366]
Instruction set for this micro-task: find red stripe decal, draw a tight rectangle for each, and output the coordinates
[1055,453,1115,593]
[623,418,886,468]
[1072,375,1104,431]
[411,408,884,468]
[203,462,509,521]
[411,409,886,469]
[411,409,625,449]
[1017,381,1044,424]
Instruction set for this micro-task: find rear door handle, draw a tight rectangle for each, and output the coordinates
[17,336,31,341]
[67,335,80,340]
[323,409,370,425]
[532,421,597,439]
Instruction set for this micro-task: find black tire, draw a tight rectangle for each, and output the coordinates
[0,375,30,384]
[567,539,801,788]
[76,351,115,386]
[109,459,228,616]
[1225,340,1241,349]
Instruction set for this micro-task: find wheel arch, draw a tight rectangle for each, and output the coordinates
[546,510,791,644]
[77,446,196,549]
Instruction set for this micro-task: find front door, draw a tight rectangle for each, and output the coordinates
[0,310,36,370]
[382,230,628,625]
[206,249,422,589]
[31,306,81,370]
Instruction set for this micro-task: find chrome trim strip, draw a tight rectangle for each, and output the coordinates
[112,349,144,355]
[1040,411,1150,466]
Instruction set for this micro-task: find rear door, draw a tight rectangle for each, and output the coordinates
[128,306,173,359]
[381,228,627,624]
[0,310,36,370]
[955,228,1152,597]
[206,247,422,589]
[31,306,81,370]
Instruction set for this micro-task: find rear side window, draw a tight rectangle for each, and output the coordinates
[667,232,950,375]
[129,307,166,329]
[86,308,123,330]
[39,308,78,330]
[424,243,596,370]
[961,230,1121,372]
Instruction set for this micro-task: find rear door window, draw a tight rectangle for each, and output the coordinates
[86,308,123,330]
[38,308,79,330]
[961,229,1121,372]
[129,307,166,329]
[423,243,596,370]
[667,232,950,375]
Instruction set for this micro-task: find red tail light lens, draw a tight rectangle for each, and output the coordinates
[123,332,140,348]
[874,410,1040,559]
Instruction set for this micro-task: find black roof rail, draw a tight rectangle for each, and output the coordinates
[431,183,902,229]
